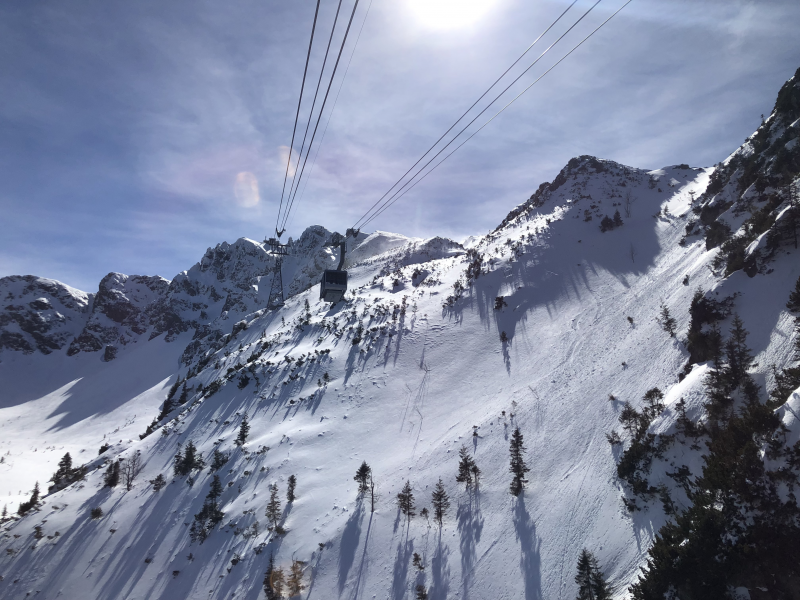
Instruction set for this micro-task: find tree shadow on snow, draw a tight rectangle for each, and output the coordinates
[391,534,414,600]
[338,501,365,595]
[514,496,542,600]
[429,529,450,600]
[457,490,484,599]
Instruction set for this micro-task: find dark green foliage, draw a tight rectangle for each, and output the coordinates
[509,427,530,496]
[617,389,674,508]
[657,302,677,337]
[177,383,188,404]
[575,548,612,600]
[174,441,204,477]
[413,552,424,571]
[237,374,250,389]
[210,448,229,472]
[599,215,615,233]
[235,414,250,447]
[705,220,732,250]
[98,443,110,455]
[150,474,166,492]
[613,210,624,227]
[631,312,800,598]
[263,553,280,600]
[354,461,372,496]
[787,275,800,312]
[17,482,40,515]
[686,288,731,364]
[48,452,86,493]
[90,507,103,519]
[103,461,120,488]
[494,296,508,310]
[266,483,281,529]
[397,480,415,522]
[190,474,224,543]
[431,479,449,527]
[287,474,296,503]
[415,584,428,600]
[455,445,477,489]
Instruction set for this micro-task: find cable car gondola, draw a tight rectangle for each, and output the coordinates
[319,230,356,304]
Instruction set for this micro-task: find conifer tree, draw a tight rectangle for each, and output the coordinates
[175,440,204,476]
[266,483,282,529]
[210,448,228,472]
[1,504,7,521]
[787,275,800,312]
[724,314,754,389]
[287,474,297,503]
[235,414,250,447]
[413,552,424,571]
[509,427,531,496]
[455,446,476,489]
[166,377,182,402]
[178,383,188,404]
[287,559,305,596]
[397,480,416,522]
[354,461,372,496]
[613,210,624,227]
[415,584,429,600]
[575,548,611,599]
[104,461,120,488]
[658,302,677,337]
[263,553,279,600]
[150,473,166,492]
[431,478,450,527]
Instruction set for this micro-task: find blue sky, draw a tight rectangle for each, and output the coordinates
[1,0,798,291]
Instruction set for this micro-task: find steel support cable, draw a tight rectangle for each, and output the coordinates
[360,0,634,228]
[280,0,347,229]
[354,0,602,231]
[352,0,579,231]
[280,0,362,233]
[276,0,322,237]
[288,0,375,235]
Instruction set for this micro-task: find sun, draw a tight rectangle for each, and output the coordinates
[406,0,499,30]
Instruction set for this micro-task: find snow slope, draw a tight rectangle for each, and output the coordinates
[1,73,799,600]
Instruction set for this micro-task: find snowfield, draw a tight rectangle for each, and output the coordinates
[2,103,800,599]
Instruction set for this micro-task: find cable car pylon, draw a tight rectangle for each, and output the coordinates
[265,235,289,310]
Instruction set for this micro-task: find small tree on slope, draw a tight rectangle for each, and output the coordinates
[431,479,450,527]
[575,548,612,600]
[235,414,250,447]
[397,480,416,523]
[266,483,281,530]
[509,427,531,496]
[455,446,477,490]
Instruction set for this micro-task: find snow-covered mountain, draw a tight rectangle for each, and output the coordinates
[1,67,799,600]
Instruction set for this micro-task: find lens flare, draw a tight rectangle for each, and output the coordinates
[234,172,260,207]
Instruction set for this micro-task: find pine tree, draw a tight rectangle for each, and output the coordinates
[52,452,73,485]
[509,427,531,496]
[431,478,450,527]
[150,473,166,491]
[266,483,282,529]
[415,584,429,600]
[178,383,188,404]
[235,414,250,447]
[412,552,424,571]
[658,302,677,337]
[613,210,624,227]
[1,504,7,521]
[175,440,204,476]
[354,461,372,496]
[455,446,476,489]
[263,553,279,600]
[166,377,182,402]
[724,314,754,389]
[287,474,297,503]
[787,275,800,312]
[397,480,416,522]
[287,559,305,596]
[211,448,228,471]
[104,461,120,488]
[575,548,612,599]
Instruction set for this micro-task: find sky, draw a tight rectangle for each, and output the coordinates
[1,0,798,292]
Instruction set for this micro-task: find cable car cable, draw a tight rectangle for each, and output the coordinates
[352,0,579,231]
[280,0,348,229]
[287,0,375,235]
[280,0,362,233]
[359,0,634,229]
[353,0,603,231]
[276,0,322,238]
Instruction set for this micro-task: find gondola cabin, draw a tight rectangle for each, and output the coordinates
[320,269,348,303]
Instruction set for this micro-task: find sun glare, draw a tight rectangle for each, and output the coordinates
[407,0,498,30]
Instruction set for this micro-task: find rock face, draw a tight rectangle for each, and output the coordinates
[0,227,379,361]
[0,276,91,354]
[66,273,170,358]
